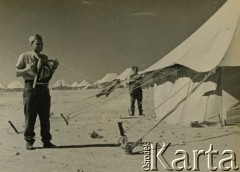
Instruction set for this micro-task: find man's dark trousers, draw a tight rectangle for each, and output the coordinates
[23,82,52,144]
[130,89,143,115]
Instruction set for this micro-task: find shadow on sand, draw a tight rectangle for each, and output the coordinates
[34,143,119,149]
[34,143,145,155]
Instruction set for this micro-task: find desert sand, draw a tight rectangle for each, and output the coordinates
[0,88,239,172]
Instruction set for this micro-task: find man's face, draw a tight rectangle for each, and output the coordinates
[133,68,138,74]
[31,39,43,53]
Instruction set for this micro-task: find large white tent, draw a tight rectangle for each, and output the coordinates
[116,68,132,81]
[98,73,118,88]
[144,0,240,125]
[78,80,91,89]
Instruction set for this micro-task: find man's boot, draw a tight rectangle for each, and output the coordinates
[139,111,145,116]
[128,108,134,116]
[26,142,34,150]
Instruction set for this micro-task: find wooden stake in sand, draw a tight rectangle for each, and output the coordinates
[117,122,125,136]
[218,114,223,127]
[8,121,20,134]
[61,113,69,125]
[117,122,141,154]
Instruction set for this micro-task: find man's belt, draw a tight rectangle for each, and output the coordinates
[25,80,49,87]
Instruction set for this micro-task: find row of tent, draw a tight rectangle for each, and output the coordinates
[52,79,92,90]
[52,68,147,90]
[0,68,142,91]
[51,68,132,90]
[52,68,154,90]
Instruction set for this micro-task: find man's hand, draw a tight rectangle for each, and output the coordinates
[16,62,35,77]
[26,62,35,72]
[52,59,59,69]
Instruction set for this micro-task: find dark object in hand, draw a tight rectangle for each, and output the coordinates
[48,59,59,70]
[52,59,59,69]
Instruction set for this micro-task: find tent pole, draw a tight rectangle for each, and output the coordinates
[203,96,209,122]
[180,79,191,124]
[219,67,224,127]
[218,114,223,127]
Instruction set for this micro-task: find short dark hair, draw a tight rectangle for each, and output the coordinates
[132,66,139,71]
[29,33,43,45]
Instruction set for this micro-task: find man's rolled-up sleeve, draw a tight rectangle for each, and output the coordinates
[16,54,25,69]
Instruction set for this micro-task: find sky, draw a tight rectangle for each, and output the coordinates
[0,0,226,85]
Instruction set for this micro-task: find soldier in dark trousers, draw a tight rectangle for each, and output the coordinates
[128,66,144,116]
[16,33,59,150]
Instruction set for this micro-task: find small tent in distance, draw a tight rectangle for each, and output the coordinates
[92,80,100,88]
[78,80,91,89]
[52,79,71,90]
[98,73,118,88]
[7,81,24,92]
[70,81,79,90]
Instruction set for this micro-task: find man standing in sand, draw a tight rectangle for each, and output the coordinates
[16,33,59,150]
[128,66,144,116]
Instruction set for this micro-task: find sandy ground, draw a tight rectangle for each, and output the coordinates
[0,88,239,172]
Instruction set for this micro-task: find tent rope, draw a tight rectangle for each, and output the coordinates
[59,61,94,82]
[132,69,216,144]
[57,60,180,117]
[126,68,183,118]
[68,90,124,119]
[125,68,217,132]
[203,70,220,121]
[124,72,201,132]
[47,61,211,133]
[129,68,182,93]
[179,78,192,123]
[54,68,183,120]
[53,94,97,116]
